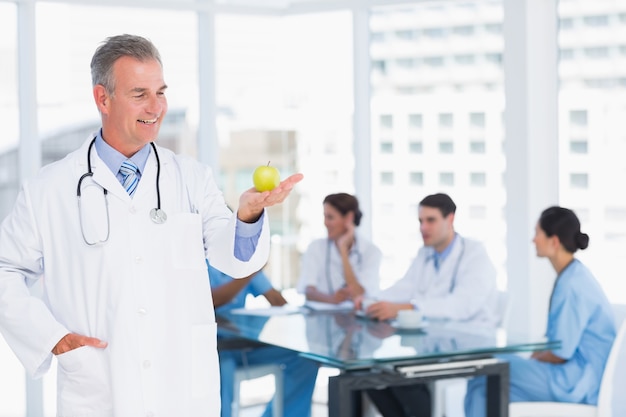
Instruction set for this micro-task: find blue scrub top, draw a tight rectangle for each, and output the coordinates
[547,259,616,404]
[207,261,272,316]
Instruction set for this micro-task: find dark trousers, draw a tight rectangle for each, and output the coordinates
[366,383,432,417]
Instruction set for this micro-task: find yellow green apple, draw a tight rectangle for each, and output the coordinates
[253,163,280,192]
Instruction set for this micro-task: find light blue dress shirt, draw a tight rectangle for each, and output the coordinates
[432,233,458,270]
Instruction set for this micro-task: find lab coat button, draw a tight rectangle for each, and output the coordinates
[135,256,142,263]
[129,206,136,214]
[145,412,154,417]
[138,308,147,315]
[143,360,151,369]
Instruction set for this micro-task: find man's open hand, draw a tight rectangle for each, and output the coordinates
[237,173,304,223]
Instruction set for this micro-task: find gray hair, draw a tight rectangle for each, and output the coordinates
[90,34,162,95]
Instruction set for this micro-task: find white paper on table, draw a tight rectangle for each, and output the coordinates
[230,305,304,316]
[303,300,354,311]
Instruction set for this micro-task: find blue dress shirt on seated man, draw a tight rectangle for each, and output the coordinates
[208,262,319,417]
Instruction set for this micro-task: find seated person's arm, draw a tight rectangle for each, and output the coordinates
[339,252,365,299]
[336,226,365,299]
[531,350,566,364]
[305,285,351,304]
[263,288,287,306]
[366,301,414,321]
[212,275,254,308]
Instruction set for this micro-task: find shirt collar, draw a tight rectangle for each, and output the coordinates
[434,233,458,263]
[94,129,151,175]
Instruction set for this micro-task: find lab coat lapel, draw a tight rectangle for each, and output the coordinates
[71,137,129,202]
[88,156,130,202]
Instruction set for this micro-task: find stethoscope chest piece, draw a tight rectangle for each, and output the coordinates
[150,208,167,224]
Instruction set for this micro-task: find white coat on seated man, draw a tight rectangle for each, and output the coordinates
[354,192,499,417]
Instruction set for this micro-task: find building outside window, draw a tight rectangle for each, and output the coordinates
[409,140,423,153]
[569,173,589,188]
[439,140,454,153]
[470,172,487,187]
[470,140,486,153]
[381,171,395,185]
[439,172,454,186]
[409,171,424,185]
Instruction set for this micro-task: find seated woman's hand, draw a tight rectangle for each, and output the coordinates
[332,287,351,303]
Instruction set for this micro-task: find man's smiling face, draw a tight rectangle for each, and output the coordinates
[95,56,168,157]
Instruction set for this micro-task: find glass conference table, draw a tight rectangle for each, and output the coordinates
[217,308,558,417]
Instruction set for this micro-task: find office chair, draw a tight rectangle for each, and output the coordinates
[232,363,284,417]
[509,319,626,417]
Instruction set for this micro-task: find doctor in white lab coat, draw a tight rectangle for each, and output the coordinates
[298,193,382,304]
[357,193,498,324]
[356,193,498,417]
[0,34,302,417]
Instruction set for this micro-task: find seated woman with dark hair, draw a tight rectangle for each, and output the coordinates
[465,206,616,417]
[297,192,381,303]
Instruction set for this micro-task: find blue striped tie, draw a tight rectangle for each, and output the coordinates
[119,160,139,196]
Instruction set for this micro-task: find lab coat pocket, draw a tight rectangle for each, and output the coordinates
[169,213,205,270]
[56,346,112,416]
[191,323,219,400]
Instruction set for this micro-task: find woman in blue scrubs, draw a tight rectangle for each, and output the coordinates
[465,206,616,416]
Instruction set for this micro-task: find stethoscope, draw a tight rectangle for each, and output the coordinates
[77,137,167,245]
[324,238,363,294]
[418,236,466,294]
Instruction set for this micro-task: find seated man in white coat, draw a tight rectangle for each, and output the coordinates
[356,192,498,417]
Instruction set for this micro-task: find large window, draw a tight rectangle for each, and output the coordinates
[35,3,199,159]
[370,0,506,287]
[0,5,27,417]
[215,12,353,289]
[0,3,19,218]
[558,1,626,303]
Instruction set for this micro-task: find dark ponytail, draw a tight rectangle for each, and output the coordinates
[539,206,589,253]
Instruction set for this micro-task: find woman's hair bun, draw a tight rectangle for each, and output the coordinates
[576,232,589,250]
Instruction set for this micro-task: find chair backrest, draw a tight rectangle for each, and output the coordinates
[597,320,626,416]
[494,290,511,328]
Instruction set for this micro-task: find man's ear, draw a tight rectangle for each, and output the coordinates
[446,212,455,226]
[93,84,110,115]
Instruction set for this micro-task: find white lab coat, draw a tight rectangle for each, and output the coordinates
[297,235,381,297]
[379,236,498,324]
[0,137,270,417]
